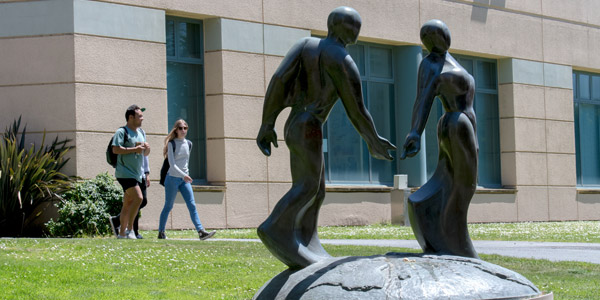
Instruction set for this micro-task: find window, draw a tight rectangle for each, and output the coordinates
[323,42,396,185]
[166,17,206,182]
[573,71,600,186]
[424,54,501,188]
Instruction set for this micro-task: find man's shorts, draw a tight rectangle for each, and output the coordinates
[116,178,142,192]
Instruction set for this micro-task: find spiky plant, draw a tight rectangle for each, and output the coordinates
[0,117,75,236]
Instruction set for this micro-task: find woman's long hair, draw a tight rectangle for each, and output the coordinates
[163,119,188,158]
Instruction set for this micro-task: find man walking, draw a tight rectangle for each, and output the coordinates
[109,155,149,239]
[111,104,150,239]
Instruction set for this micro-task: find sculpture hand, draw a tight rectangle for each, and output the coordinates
[400,132,421,160]
[369,137,396,161]
[256,125,278,156]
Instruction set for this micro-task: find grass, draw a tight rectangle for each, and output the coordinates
[1,221,599,299]
[153,220,600,243]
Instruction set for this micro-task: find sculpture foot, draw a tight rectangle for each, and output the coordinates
[258,222,330,270]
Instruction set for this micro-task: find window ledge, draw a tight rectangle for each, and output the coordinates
[408,187,516,194]
[191,184,226,192]
[475,187,517,194]
[326,185,393,193]
[577,188,600,194]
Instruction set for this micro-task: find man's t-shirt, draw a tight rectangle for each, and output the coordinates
[112,126,146,182]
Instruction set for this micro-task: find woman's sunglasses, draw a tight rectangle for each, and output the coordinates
[178,126,188,130]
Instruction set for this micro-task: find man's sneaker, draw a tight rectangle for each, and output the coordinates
[198,229,216,240]
[126,230,137,239]
[157,231,166,239]
[135,234,144,239]
[108,216,119,237]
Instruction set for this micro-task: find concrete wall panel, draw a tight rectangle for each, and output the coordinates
[75,83,167,133]
[263,0,420,45]
[204,51,224,95]
[544,87,575,122]
[225,182,269,228]
[516,186,549,221]
[548,187,577,221]
[541,0,588,25]
[457,0,541,15]
[498,84,546,119]
[225,139,267,182]
[319,192,391,226]
[221,51,265,96]
[0,84,75,132]
[546,154,576,187]
[468,193,517,223]
[206,139,226,183]
[420,0,543,61]
[74,35,165,89]
[105,0,263,23]
[0,35,74,86]
[577,193,600,220]
[500,118,546,153]
[205,95,225,139]
[500,152,516,187]
[542,19,589,68]
[545,121,575,154]
[222,95,263,139]
[515,152,548,186]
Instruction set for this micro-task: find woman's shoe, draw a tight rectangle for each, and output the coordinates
[198,229,216,240]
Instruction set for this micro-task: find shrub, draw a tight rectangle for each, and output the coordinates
[0,117,75,237]
[46,173,123,237]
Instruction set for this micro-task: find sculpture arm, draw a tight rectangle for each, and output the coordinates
[400,61,439,159]
[329,52,395,160]
[257,38,306,156]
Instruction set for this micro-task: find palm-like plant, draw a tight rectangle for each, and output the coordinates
[0,117,75,236]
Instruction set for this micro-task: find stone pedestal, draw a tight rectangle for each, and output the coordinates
[254,253,549,300]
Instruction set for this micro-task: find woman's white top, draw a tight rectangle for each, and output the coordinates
[167,138,191,178]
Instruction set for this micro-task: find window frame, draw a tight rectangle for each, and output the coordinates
[165,16,207,184]
[423,53,502,188]
[323,41,397,186]
[573,70,600,187]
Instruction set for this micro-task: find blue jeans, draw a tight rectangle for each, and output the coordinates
[158,175,204,232]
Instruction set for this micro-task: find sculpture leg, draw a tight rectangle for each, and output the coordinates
[298,165,330,258]
[257,113,329,269]
[440,112,478,258]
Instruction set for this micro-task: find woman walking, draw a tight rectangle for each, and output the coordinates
[158,119,216,240]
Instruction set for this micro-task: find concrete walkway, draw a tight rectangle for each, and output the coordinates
[211,238,600,264]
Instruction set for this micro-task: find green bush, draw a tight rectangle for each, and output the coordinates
[46,173,123,237]
[0,117,75,237]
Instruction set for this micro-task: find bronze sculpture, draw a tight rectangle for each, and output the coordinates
[256,6,396,269]
[400,19,479,259]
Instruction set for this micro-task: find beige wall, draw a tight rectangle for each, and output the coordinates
[1,0,599,229]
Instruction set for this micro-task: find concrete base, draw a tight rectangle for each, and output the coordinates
[254,253,544,300]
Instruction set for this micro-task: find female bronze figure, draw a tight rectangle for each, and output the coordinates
[400,19,479,259]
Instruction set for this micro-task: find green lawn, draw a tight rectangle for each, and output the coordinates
[1,221,599,299]
[154,220,600,243]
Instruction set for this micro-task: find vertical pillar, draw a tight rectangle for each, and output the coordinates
[394,45,426,187]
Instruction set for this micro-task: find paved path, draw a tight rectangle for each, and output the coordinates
[212,238,600,264]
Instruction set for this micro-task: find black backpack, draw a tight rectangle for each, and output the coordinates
[159,139,192,186]
[106,126,128,168]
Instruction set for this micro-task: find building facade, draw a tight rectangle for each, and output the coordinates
[1,0,599,230]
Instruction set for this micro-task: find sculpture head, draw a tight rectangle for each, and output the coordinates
[327,6,362,46]
[420,19,451,54]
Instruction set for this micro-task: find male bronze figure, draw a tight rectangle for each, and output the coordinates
[256,6,396,269]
